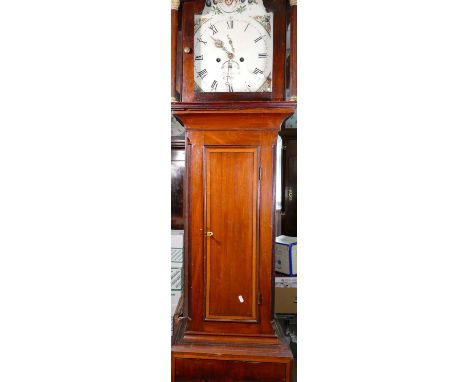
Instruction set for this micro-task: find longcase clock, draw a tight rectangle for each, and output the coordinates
[171,0,297,380]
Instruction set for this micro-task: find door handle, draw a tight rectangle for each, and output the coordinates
[206,231,214,237]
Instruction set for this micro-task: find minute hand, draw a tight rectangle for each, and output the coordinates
[227,34,235,53]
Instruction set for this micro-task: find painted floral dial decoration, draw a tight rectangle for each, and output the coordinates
[194,0,273,93]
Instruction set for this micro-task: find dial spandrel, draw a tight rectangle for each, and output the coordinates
[194,0,273,93]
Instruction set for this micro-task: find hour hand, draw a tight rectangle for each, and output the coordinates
[210,36,225,49]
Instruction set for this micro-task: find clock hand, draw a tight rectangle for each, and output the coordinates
[210,36,234,59]
[227,34,235,53]
[211,36,224,48]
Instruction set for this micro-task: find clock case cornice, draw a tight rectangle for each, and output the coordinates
[177,0,289,102]
[172,102,296,133]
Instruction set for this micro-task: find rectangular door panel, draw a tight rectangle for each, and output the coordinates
[204,147,259,321]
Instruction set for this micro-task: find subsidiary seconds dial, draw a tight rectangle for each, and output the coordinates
[194,16,273,93]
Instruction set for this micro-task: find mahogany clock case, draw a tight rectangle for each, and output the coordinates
[171,1,297,381]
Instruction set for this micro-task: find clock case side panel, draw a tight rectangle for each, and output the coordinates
[180,0,287,103]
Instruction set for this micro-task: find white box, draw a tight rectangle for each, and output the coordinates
[171,268,183,291]
[171,230,184,292]
[171,248,183,269]
[171,230,184,249]
[275,276,297,288]
[275,235,297,276]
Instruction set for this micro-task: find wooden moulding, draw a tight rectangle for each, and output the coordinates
[171,100,297,111]
[172,105,296,132]
[172,283,294,351]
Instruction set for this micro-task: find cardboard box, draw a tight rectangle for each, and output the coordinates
[275,277,297,288]
[275,287,297,314]
[274,276,297,314]
[275,235,297,276]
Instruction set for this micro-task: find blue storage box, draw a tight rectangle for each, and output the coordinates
[275,235,297,276]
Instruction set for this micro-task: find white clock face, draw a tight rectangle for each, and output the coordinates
[194,15,273,93]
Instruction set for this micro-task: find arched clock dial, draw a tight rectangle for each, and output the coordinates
[194,15,273,93]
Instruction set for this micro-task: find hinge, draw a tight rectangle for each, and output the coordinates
[257,292,262,305]
[258,167,262,180]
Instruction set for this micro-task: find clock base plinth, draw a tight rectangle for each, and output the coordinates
[172,318,293,382]
[172,347,293,382]
[172,306,293,382]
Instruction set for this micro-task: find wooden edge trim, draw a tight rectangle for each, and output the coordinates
[172,101,297,111]
[182,334,280,346]
[173,108,295,115]
[185,331,278,338]
[171,350,293,363]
